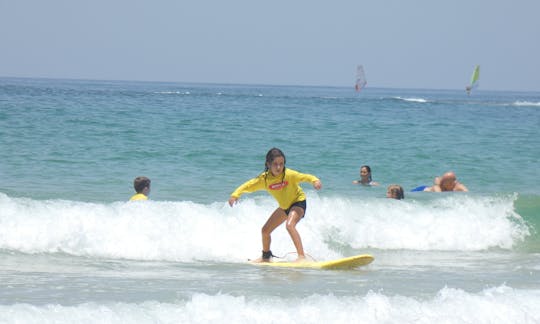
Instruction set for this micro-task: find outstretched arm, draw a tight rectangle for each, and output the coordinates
[228,175,265,207]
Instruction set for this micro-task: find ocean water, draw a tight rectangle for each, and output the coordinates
[1,77,539,323]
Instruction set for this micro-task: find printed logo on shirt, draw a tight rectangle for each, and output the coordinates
[269,181,288,190]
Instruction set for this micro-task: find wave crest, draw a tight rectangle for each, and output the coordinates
[0,193,530,261]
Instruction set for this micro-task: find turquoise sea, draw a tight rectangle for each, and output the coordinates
[1,77,539,323]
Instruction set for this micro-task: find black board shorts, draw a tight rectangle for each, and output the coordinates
[284,200,307,217]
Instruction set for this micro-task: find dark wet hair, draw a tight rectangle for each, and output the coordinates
[264,147,286,183]
[133,176,151,193]
[361,165,372,182]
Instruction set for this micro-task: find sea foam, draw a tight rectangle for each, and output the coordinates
[513,101,540,107]
[0,192,530,262]
[0,286,538,324]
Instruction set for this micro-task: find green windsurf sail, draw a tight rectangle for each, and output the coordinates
[466,65,480,95]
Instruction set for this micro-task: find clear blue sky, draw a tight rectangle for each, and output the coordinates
[1,0,539,91]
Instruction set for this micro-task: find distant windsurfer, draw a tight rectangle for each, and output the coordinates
[355,65,367,92]
[466,65,480,96]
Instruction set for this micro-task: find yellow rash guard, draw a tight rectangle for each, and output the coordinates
[129,193,148,201]
[230,168,319,209]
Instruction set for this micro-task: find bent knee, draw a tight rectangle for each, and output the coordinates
[285,221,298,233]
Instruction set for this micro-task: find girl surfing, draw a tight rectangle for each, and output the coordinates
[228,148,322,262]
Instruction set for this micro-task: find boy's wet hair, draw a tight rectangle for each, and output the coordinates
[134,176,151,193]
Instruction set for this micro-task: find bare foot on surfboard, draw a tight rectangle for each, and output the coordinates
[293,256,307,263]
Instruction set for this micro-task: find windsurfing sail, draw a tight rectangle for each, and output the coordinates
[355,65,367,92]
[466,65,480,95]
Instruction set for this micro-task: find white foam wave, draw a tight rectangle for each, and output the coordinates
[0,193,529,261]
[513,101,540,107]
[0,286,538,324]
[394,96,428,103]
[316,194,529,251]
[153,91,191,95]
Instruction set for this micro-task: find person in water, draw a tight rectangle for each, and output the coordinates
[228,148,322,262]
[130,176,151,201]
[352,165,379,186]
[413,176,441,192]
[431,171,468,192]
[387,184,405,200]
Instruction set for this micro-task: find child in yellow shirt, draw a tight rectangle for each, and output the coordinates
[229,148,322,262]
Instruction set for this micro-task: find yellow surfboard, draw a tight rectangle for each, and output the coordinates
[250,254,374,270]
